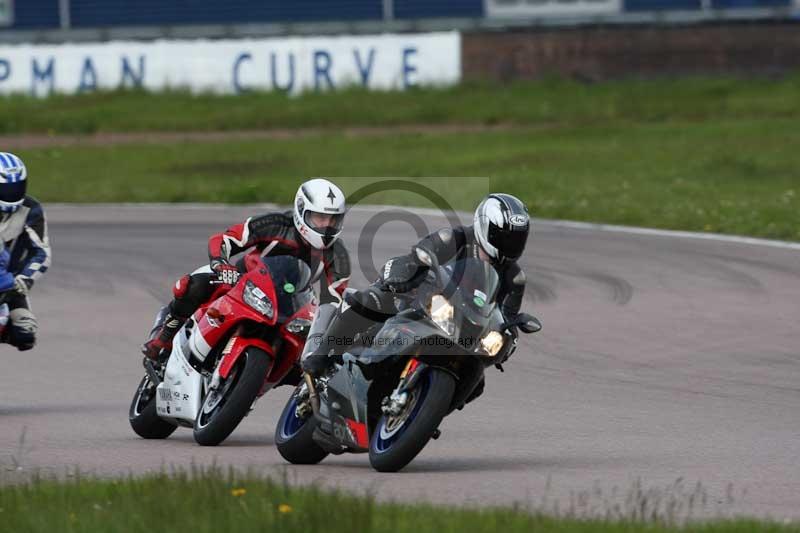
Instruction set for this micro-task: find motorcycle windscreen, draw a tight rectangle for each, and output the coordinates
[261,255,315,321]
[439,258,500,320]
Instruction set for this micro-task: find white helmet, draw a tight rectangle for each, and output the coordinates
[293,178,346,250]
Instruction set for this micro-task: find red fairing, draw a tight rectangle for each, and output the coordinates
[243,249,262,272]
[195,268,280,354]
[345,419,369,449]
[218,336,274,379]
[173,275,191,298]
[266,303,316,385]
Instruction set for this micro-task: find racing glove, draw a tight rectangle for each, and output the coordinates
[379,256,428,294]
[211,261,241,286]
[13,276,32,296]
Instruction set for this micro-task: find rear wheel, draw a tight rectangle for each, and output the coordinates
[193,348,271,446]
[129,374,177,439]
[274,386,328,464]
[369,369,455,472]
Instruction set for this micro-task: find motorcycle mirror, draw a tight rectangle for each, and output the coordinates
[505,313,542,334]
[414,246,434,267]
[519,317,542,334]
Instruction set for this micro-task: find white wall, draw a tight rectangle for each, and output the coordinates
[0,31,461,96]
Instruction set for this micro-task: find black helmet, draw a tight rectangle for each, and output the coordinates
[473,193,530,264]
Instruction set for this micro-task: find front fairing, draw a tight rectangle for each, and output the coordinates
[358,303,507,369]
[194,257,314,350]
[357,258,511,370]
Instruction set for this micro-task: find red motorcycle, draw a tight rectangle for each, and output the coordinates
[129,255,317,446]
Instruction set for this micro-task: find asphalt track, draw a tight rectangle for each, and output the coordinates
[1,205,798,520]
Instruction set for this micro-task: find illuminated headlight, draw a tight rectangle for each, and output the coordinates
[286,317,312,334]
[429,295,454,336]
[243,280,274,318]
[480,331,505,357]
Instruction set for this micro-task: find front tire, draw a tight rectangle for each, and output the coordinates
[369,368,455,472]
[129,375,177,439]
[274,386,328,464]
[193,348,272,446]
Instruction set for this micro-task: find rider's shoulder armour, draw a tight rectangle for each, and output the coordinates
[247,211,294,239]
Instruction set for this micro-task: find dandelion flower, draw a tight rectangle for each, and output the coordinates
[278,504,293,514]
[231,488,247,497]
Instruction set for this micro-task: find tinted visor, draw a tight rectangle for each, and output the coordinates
[304,210,344,235]
[487,221,528,261]
[0,180,26,204]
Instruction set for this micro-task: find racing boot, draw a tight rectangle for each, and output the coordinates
[141,312,184,360]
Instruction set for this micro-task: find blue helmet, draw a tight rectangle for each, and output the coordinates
[0,152,27,213]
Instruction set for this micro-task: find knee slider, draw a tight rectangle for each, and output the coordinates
[173,275,192,298]
[10,323,36,349]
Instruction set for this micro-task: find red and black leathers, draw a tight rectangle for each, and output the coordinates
[143,211,350,359]
[206,211,350,303]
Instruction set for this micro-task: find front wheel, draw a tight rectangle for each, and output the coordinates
[274,385,328,464]
[193,347,272,446]
[369,368,455,472]
[129,374,177,439]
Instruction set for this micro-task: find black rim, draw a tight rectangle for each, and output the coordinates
[132,376,154,417]
[196,359,243,429]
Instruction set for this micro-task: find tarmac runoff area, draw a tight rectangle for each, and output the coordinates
[1,204,798,521]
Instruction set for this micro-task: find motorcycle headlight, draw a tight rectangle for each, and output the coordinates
[243,280,274,319]
[480,331,505,357]
[286,317,312,334]
[429,294,454,336]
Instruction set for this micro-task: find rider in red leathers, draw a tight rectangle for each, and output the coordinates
[142,179,350,360]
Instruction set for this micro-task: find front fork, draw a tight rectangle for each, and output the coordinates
[204,325,243,396]
[381,358,424,417]
[142,357,163,386]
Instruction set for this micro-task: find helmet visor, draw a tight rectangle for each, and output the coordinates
[0,179,26,204]
[304,210,344,235]
[487,222,527,261]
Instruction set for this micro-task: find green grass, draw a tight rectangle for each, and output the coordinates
[5,77,800,240]
[0,469,794,533]
[2,76,800,134]
[20,117,800,240]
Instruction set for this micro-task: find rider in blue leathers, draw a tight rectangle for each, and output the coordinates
[0,152,51,350]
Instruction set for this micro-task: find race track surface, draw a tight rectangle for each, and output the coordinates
[1,205,798,520]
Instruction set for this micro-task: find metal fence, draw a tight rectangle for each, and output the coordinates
[0,0,797,37]
[3,0,485,29]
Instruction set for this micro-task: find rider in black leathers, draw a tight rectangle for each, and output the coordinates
[302,193,531,378]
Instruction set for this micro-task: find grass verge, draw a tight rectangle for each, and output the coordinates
[2,77,800,134]
[18,118,800,240]
[0,469,793,533]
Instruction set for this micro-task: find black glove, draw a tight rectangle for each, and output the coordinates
[379,256,427,293]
